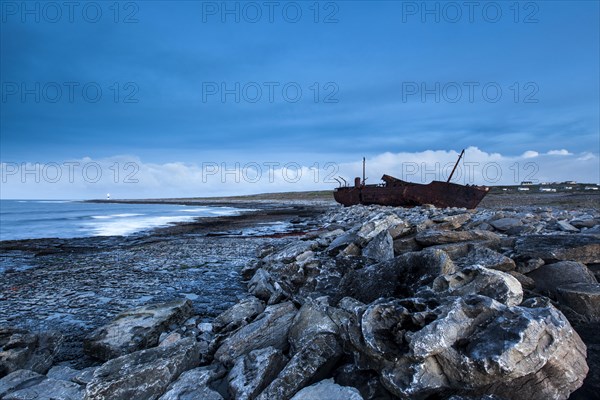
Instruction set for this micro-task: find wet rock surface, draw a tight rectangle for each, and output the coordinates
[2,196,600,399]
[83,299,193,361]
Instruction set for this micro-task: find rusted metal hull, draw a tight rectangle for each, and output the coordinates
[334,177,489,209]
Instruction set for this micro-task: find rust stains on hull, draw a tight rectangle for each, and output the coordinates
[333,176,489,209]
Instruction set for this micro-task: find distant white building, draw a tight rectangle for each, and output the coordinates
[564,186,573,190]
[521,181,533,185]
[563,181,577,185]
[518,187,530,191]
[584,186,599,191]
[540,188,557,192]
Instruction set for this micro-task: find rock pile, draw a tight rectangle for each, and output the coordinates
[2,204,599,399]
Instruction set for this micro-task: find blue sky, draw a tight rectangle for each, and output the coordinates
[1,1,599,198]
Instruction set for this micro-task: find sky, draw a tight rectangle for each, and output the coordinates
[1,1,599,199]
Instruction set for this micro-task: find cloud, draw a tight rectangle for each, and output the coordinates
[522,150,539,158]
[547,149,573,155]
[1,147,598,199]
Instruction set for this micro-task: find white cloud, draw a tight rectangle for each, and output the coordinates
[522,150,539,158]
[1,147,598,199]
[547,149,572,155]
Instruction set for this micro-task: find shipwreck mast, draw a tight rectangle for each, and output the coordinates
[362,157,366,185]
[447,149,465,183]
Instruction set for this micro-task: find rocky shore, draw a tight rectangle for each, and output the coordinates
[1,197,600,399]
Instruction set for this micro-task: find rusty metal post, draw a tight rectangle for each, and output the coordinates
[447,149,465,183]
[362,157,366,185]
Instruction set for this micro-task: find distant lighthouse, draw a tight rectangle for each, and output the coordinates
[106,193,111,200]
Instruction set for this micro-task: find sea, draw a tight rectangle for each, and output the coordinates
[0,200,249,241]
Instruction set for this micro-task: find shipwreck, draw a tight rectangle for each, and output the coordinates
[333,149,489,209]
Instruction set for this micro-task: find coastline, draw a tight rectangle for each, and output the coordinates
[0,200,334,368]
[1,192,599,397]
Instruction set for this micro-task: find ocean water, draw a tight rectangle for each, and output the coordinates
[0,200,249,241]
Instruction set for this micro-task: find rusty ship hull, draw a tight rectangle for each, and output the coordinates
[333,175,489,209]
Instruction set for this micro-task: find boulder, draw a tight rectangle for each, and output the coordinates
[214,302,297,365]
[339,249,455,303]
[392,236,421,255]
[461,246,516,272]
[0,369,46,398]
[341,243,361,257]
[288,300,340,353]
[333,363,395,400]
[296,258,354,301]
[516,257,545,274]
[570,217,598,229]
[326,232,359,256]
[506,270,535,290]
[433,266,523,306]
[84,337,200,400]
[515,234,600,264]
[227,347,288,400]
[357,214,405,243]
[381,296,588,399]
[415,230,499,247]
[489,218,522,231]
[290,379,364,400]
[432,213,472,230]
[556,283,600,322]
[0,328,62,377]
[557,220,579,232]
[83,300,193,361]
[527,261,597,297]
[362,231,394,262]
[263,241,317,264]
[247,269,277,301]
[158,365,225,400]
[47,365,80,382]
[3,377,83,400]
[213,297,265,333]
[255,333,342,400]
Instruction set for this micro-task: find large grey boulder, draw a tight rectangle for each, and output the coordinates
[213,296,265,333]
[433,265,523,306]
[362,231,394,262]
[3,377,84,400]
[84,337,200,400]
[83,300,193,361]
[460,246,516,271]
[357,214,405,243]
[214,302,297,365]
[515,234,600,264]
[339,249,455,302]
[288,300,341,353]
[489,217,522,231]
[362,296,589,400]
[263,241,317,264]
[0,328,63,377]
[326,232,359,256]
[527,261,597,297]
[0,369,46,398]
[290,379,364,400]
[255,333,342,400]
[432,213,472,230]
[556,283,600,322]
[158,365,225,400]
[227,347,288,400]
[247,269,277,301]
[415,230,499,247]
